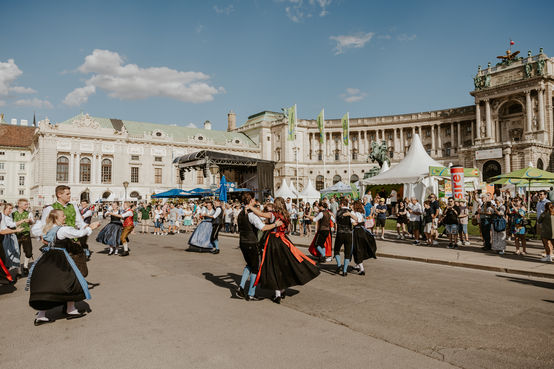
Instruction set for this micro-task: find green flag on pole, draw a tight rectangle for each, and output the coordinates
[316,109,325,143]
[287,104,297,141]
[342,112,349,146]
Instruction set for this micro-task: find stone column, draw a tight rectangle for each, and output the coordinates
[525,90,533,133]
[399,128,404,154]
[538,87,545,131]
[412,126,415,140]
[503,147,512,173]
[68,154,74,184]
[97,155,102,184]
[496,119,501,142]
[437,125,442,157]
[485,99,492,139]
[75,153,80,183]
[431,125,436,153]
[457,122,462,148]
[471,122,475,145]
[475,101,481,140]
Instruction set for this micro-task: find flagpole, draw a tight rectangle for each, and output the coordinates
[322,109,326,189]
[347,112,351,185]
[295,104,299,205]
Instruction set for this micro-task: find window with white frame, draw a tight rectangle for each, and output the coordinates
[19,189,24,195]
[0,163,4,170]
[19,163,25,170]
[19,176,25,186]
[131,167,139,183]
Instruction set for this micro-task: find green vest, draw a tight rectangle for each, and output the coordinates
[52,202,77,227]
[13,210,30,235]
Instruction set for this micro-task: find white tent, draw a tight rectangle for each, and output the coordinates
[321,181,354,195]
[299,179,321,203]
[275,179,296,199]
[289,181,300,197]
[362,134,442,202]
[379,161,390,174]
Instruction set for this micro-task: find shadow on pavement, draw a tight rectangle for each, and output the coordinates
[202,272,300,300]
[496,274,554,290]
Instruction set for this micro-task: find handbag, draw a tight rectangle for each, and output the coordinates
[365,218,375,228]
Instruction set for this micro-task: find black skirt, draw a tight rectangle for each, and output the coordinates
[256,232,320,290]
[352,226,377,264]
[96,222,123,247]
[29,248,87,310]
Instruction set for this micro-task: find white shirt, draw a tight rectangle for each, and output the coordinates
[53,226,93,240]
[390,190,398,202]
[285,201,292,213]
[120,210,133,218]
[40,202,85,230]
[407,202,423,222]
[0,213,16,230]
[212,207,222,219]
[313,211,336,224]
[352,211,365,223]
[81,208,93,219]
[248,212,266,231]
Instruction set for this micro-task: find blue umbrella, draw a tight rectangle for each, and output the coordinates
[219,175,228,203]
[151,188,188,198]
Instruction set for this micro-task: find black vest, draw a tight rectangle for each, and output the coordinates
[336,208,352,234]
[238,208,258,244]
[212,207,224,225]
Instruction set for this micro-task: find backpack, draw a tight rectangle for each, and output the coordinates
[492,217,507,232]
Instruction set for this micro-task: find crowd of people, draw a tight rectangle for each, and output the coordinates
[2,182,554,327]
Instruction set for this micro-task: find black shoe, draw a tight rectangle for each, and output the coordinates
[21,267,29,277]
[119,251,129,257]
[272,295,281,304]
[358,271,366,276]
[236,287,246,299]
[211,249,220,254]
[335,266,342,274]
[481,246,491,251]
[343,271,348,277]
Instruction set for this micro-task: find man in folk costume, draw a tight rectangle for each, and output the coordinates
[12,198,35,276]
[79,200,93,260]
[334,198,355,276]
[236,192,283,301]
[39,185,87,237]
[308,202,335,263]
[207,199,224,254]
[118,202,134,257]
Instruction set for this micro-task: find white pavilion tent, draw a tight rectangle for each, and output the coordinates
[299,179,321,203]
[361,134,442,202]
[289,182,300,197]
[275,179,296,199]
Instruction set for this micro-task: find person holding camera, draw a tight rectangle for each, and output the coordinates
[441,197,460,249]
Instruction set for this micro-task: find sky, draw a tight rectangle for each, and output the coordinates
[1,0,554,130]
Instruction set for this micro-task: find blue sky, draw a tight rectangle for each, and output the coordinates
[1,0,553,130]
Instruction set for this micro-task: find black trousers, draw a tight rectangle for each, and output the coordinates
[239,241,260,273]
[210,223,222,243]
[481,221,491,248]
[334,232,352,259]
[17,234,33,258]
[79,235,89,251]
[315,230,330,248]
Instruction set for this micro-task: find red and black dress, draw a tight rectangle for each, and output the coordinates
[255,212,320,290]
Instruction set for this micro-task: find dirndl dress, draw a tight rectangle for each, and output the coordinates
[0,239,15,285]
[96,216,123,247]
[255,212,320,290]
[188,219,213,249]
[27,226,90,311]
[352,225,377,264]
[2,233,21,272]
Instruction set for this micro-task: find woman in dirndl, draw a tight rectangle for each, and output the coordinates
[28,209,100,326]
[251,197,320,304]
[350,200,377,276]
[96,202,124,255]
[188,201,214,249]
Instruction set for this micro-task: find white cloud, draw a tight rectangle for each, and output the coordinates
[213,5,234,15]
[330,32,374,55]
[64,49,224,106]
[63,85,96,107]
[278,0,332,22]
[0,59,36,97]
[14,98,53,109]
[341,88,366,103]
[397,33,416,41]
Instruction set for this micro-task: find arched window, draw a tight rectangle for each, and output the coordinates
[333,175,341,184]
[316,175,324,191]
[537,158,544,170]
[80,157,91,183]
[102,191,111,200]
[56,156,69,182]
[101,159,112,183]
[80,191,90,202]
[350,174,359,183]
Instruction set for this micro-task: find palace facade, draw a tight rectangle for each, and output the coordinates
[0,49,552,206]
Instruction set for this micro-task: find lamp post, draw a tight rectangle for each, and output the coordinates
[209,163,219,188]
[123,181,129,202]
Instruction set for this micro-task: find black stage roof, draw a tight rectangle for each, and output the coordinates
[173,150,274,168]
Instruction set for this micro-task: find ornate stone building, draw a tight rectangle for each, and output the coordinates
[29,113,257,206]
[235,49,554,191]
